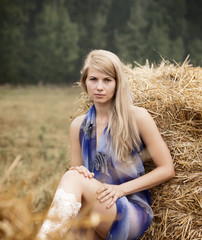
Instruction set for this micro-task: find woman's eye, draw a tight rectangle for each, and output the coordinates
[90,77,96,81]
[105,78,111,82]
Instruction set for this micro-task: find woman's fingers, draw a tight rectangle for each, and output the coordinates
[97,184,115,201]
[75,166,86,176]
[106,195,118,209]
[98,190,115,202]
[69,166,94,178]
[97,183,107,194]
[97,188,118,208]
[97,184,122,208]
[97,184,110,197]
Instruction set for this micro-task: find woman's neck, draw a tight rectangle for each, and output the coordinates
[94,102,111,120]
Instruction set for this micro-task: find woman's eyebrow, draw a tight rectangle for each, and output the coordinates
[88,75,112,79]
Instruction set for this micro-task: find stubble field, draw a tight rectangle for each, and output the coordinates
[0,85,81,211]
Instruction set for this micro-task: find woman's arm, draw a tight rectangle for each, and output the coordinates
[97,107,175,208]
[121,107,175,195]
[69,115,84,167]
[69,115,94,178]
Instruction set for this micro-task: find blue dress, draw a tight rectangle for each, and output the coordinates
[79,105,153,240]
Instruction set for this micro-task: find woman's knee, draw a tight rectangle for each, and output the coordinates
[58,170,102,204]
[62,169,81,181]
[58,170,84,192]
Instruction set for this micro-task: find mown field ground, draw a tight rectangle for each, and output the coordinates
[0,85,81,210]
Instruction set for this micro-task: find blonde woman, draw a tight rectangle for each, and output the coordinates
[38,50,175,240]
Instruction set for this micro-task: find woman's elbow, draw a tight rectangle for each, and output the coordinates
[166,165,175,180]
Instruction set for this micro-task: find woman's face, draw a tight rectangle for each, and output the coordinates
[85,67,116,105]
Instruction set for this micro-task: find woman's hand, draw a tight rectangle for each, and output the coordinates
[97,183,124,209]
[70,166,94,179]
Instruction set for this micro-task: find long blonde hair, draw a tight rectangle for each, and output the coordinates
[81,49,141,162]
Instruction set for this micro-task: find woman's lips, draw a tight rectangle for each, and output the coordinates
[94,94,105,97]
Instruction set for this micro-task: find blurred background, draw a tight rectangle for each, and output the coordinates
[0,0,201,85]
[0,2,201,238]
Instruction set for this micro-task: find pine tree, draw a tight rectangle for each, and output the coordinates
[0,0,29,84]
[105,0,131,53]
[145,0,186,63]
[185,0,202,65]
[114,0,148,64]
[90,0,112,50]
[33,1,79,84]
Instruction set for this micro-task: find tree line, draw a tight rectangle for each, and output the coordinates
[0,0,201,85]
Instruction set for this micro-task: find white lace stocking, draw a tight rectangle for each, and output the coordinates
[37,188,81,240]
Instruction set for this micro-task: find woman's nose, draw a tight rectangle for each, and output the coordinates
[96,80,103,90]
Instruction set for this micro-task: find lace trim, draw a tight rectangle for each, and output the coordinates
[38,189,81,240]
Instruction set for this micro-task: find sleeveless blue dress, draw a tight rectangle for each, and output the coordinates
[79,105,153,240]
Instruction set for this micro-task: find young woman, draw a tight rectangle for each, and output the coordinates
[38,50,175,240]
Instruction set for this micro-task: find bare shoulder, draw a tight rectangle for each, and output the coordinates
[70,115,85,133]
[130,105,156,132]
[131,105,151,122]
[130,106,167,156]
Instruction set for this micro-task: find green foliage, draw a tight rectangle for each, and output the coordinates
[115,0,148,64]
[146,22,171,62]
[188,38,202,65]
[0,0,201,84]
[0,0,28,84]
[29,1,79,84]
[185,0,202,65]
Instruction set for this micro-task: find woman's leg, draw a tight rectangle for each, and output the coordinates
[58,170,117,238]
[128,203,151,240]
[38,170,117,239]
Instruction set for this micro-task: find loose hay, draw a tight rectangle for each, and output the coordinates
[0,58,201,240]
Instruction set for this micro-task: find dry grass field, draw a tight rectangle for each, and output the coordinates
[0,85,81,210]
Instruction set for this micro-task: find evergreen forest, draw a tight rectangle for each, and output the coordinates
[0,0,201,85]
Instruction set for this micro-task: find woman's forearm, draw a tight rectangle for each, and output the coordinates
[120,165,175,196]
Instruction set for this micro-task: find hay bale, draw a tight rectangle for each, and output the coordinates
[75,58,202,239]
[125,59,201,240]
